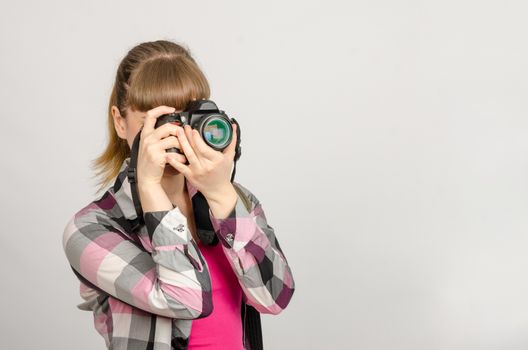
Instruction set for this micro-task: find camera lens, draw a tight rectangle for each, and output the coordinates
[201,115,232,150]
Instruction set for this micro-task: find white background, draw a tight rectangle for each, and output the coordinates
[1,0,528,349]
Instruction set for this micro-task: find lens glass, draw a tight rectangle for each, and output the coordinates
[203,117,231,148]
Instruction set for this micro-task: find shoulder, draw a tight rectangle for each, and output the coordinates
[62,189,126,248]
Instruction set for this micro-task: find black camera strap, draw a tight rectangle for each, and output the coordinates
[127,117,242,247]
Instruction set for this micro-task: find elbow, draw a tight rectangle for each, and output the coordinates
[247,284,295,315]
[183,292,213,319]
[272,284,296,315]
[160,287,214,320]
[267,269,296,314]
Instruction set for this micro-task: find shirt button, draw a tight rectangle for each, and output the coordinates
[173,224,185,232]
[225,233,234,242]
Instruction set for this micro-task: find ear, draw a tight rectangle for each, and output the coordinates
[111,106,127,140]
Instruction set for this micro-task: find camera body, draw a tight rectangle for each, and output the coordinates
[155,99,235,153]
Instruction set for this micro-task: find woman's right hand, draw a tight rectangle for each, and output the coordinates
[136,105,187,189]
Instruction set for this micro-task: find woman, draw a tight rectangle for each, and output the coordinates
[62,40,295,350]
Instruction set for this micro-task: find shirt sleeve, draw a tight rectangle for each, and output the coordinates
[62,206,213,319]
[208,182,295,314]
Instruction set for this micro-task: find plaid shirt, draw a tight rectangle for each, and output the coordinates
[62,157,295,349]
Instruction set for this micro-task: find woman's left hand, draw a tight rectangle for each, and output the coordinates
[166,123,237,202]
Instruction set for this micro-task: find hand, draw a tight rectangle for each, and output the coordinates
[136,106,188,189]
[166,122,238,201]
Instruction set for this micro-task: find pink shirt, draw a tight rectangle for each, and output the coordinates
[188,240,244,349]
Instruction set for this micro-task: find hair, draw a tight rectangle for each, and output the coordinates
[90,40,210,194]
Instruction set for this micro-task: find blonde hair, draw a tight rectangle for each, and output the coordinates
[91,40,210,194]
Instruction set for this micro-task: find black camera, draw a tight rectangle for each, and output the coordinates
[155,99,237,154]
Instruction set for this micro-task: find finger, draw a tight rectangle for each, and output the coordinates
[183,125,198,154]
[190,127,217,160]
[151,122,182,141]
[156,135,184,153]
[164,150,187,165]
[166,153,190,176]
[222,123,237,156]
[142,106,176,134]
[176,126,199,165]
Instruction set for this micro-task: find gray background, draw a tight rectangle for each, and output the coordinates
[1,0,527,349]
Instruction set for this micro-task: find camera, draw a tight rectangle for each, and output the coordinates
[155,99,235,153]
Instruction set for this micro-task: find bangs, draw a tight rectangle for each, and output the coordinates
[126,56,210,112]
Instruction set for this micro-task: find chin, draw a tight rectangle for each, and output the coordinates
[164,164,180,175]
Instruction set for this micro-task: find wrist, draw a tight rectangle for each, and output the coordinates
[138,183,173,213]
[138,181,162,192]
[206,183,239,220]
[204,183,237,204]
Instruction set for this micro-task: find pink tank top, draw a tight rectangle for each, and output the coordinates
[187,240,244,349]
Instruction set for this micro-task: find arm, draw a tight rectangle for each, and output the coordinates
[207,182,295,314]
[62,205,213,319]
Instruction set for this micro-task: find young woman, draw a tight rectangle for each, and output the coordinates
[62,40,295,350]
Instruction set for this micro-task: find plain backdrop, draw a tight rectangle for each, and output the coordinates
[1,0,528,349]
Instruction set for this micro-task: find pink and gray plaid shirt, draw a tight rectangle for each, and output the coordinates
[62,157,295,349]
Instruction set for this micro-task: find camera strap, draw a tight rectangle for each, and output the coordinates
[127,117,242,247]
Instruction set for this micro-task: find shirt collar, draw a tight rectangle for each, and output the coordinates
[111,157,198,221]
